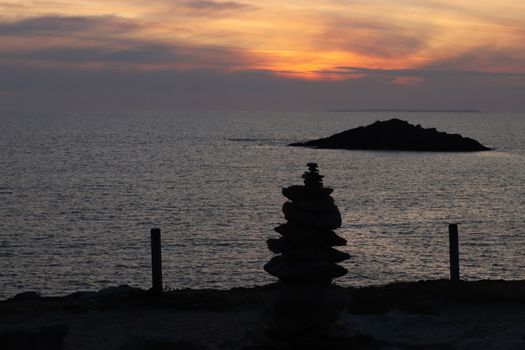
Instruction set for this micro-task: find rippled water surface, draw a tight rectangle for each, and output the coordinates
[1,111,524,298]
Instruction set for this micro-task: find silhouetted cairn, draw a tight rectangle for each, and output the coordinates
[260,163,350,346]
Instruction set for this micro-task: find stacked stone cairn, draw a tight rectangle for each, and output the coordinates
[261,163,350,341]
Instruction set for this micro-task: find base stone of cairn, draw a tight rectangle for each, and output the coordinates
[259,163,350,346]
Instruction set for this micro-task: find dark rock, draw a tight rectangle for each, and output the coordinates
[264,256,347,282]
[283,202,341,229]
[121,336,205,350]
[290,198,335,212]
[260,306,340,337]
[259,284,346,338]
[267,239,350,263]
[96,285,145,299]
[0,324,68,350]
[10,291,41,301]
[282,186,333,201]
[274,224,347,246]
[290,118,492,152]
[255,331,381,350]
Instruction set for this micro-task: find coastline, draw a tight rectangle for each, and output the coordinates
[3,280,525,349]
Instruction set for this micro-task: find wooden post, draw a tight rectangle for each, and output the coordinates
[449,224,460,281]
[151,228,163,293]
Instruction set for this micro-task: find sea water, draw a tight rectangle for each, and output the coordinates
[1,111,524,298]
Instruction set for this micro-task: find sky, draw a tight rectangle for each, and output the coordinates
[1,0,524,111]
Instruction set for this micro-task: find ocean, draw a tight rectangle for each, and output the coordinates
[1,110,524,299]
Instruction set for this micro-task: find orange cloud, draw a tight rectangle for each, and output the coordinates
[0,0,524,81]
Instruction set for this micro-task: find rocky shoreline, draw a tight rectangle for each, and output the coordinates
[3,280,525,349]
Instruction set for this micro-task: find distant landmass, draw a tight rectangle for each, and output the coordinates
[290,118,492,152]
[326,109,483,113]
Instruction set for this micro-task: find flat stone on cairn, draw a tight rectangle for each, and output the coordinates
[261,163,350,340]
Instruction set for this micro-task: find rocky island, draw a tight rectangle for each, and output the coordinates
[290,119,492,152]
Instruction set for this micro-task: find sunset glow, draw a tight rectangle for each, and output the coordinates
[1,0,524,76]
[1,0,524,110]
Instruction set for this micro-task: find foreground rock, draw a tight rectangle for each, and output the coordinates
[3,281,525,349]
[290,118,492,152]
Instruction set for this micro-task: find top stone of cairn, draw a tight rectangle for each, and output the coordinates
[302,163,324,188]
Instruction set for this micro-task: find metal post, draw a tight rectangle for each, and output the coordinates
[449,224,460,281]
[151,228,162,293]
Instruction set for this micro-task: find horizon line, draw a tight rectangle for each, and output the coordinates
[326,109,484,113]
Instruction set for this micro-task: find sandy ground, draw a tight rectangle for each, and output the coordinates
[2,281,525,349]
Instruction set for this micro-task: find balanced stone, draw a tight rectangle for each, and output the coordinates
[282,185,333,201]
[302,172,324,188]
[274,223,347,246]
[291,198,335,212]
[267,239,350,262]
[264,255,348,282]
[282,202,342,229]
